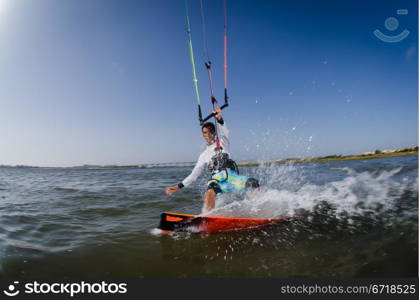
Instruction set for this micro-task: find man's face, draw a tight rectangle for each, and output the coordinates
[202,127,214,144]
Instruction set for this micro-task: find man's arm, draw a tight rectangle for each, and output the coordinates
[217,120,230,149]
[181,155,206,187]
[212,107,230,149]
[165,154,206,195]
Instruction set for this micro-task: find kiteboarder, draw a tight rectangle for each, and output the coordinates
[165,107,260,212]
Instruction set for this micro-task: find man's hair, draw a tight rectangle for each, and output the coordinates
[202,122,215,134]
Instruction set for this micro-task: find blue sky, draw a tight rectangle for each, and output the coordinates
[0,0,417,167]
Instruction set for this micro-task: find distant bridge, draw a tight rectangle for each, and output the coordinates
[139,162,195,168]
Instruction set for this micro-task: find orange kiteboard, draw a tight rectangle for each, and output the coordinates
[158,211,298,234]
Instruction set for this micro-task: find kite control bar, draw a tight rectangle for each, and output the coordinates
[200,103,228,125]
[199,92,229,125]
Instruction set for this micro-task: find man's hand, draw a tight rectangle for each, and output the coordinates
[165,185,180,195]
[213,107,222,120]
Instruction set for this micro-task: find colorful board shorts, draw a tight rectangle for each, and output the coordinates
[207,169,259,194]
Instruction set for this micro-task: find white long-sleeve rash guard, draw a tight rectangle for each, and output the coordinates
[182,121,231,187]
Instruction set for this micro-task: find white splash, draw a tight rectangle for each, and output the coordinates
[207,163,413,222]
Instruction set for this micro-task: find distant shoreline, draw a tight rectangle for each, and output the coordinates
[1,147,417,169]
[239,150,418,167]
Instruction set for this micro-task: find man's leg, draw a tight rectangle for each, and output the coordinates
[203,188,216,213]
[204,178,223,213]
[245,177,261,198]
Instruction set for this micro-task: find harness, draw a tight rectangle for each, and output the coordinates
[211,151,239,174]
[209,147,239,186]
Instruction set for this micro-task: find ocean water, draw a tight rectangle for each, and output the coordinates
[0,156,417,278]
